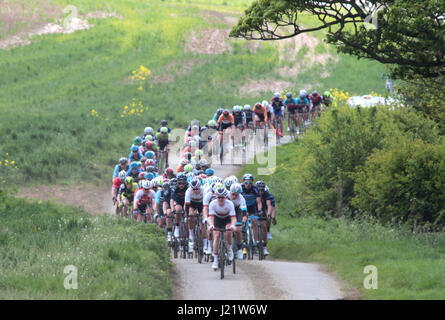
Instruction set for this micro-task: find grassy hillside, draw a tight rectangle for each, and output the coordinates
[0,0,386,185]
[0,190,172,299]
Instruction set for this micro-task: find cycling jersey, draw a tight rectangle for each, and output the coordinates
[128,151,143,162]
[171,184,188,205]
[217,114,235,125]
[253,105,268,121]
[212,110,223,122]
[118,182,138,201]
[284,97,298,113]
[310,94,322,106]
[112,177,124,190]
[230,193,247,211]
[232,111,245,127]
[244,110,254,123]
[296,97,310,113]
[259,189,273,211]
[241,184,260,215]
[270,98,284,115]
[209,199,236,219]
[203,191,216,206]
[185,186,205,205]
[134,188,156,205]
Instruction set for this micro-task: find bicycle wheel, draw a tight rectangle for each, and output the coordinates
[219,237,225,280]
[248,226,254,260]
[274,118,280,144]
[173,238,179,259]
[219,141,224,165]
[195,222,203,264]
[289,116,296,140]
[232,238,236,274]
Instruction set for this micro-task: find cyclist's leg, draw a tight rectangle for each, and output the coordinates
[123,198,130,218]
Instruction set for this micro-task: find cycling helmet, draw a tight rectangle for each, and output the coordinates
[118,170,127,181]
[214,187,228,198]
[146,135,154,141]
[190,178,201,189]
[244,105,251,111]
[324,91,332,97]
[160,127,168,134]
[214,177,223,184]
[254,102,262,108]
[195,149,204,157]
[188,140,197,149]
[160,120,168,127]
[208,120,217,127]
[183,152,192,161]
[233,105,241,112]
[312,91,319,97]
[286,92,292,98]
[223,109,229,116]
[138,172,146,179]
[184,164,193,173]
[145,141,153,149]
[142,180,151,189]
[199,159,209,167]
[145,159,155,167]
[144,127,153,134]
[162,181,170,189]
[145,151,155,159]
[262,100,269,107]
[201,126,208,132]
[299,93,306,99]
[205,168,215,176]
[145,172,155,180]
[242,173,254,181]
[256,180,266,190]
[119,157,128,164]
[229,175,238,184]
[170,178,177,186]
[131,146,139,152]
[224,177,234,190]
[230,183,243,194]
[217,108,223,114]
[125,177,133,184]
[134,136,142,145]
[273,92,281,99]
[300,89,308,96]
[130,162,139,169]
[165,167,174,176]
[146,166,156,172]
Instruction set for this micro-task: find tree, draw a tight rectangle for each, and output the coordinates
[229,0,445,80]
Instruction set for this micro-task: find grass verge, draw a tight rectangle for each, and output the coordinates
[0,191,172,299]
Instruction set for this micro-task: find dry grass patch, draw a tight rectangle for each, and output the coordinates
[239,79,294,96]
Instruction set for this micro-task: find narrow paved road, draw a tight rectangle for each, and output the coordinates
[172,133,344,300]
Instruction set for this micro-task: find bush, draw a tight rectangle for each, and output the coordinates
[352,138,445,227]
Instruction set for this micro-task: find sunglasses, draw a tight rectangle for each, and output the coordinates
[217,196,226,199]
[243,181,252,184]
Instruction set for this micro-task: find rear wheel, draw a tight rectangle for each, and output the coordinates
[219,239,225,280]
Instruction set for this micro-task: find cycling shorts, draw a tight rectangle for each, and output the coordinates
[214,216,232,229]
[235,207,246,223]
[185,201,203,216]
[255,113,265,122]
[246,204,257,216]
[121,194,134,203]
[219,122,233,131]
[273,108,283,117]
[267,111,272,120]
[158,140,168,151]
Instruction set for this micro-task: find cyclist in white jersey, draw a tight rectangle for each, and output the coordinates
[184,178,205,253]
[208,187,237,270]
[203,181,224,255]
[229,183,248,260]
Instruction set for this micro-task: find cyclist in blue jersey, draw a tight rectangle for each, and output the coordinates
[241,173,263,247]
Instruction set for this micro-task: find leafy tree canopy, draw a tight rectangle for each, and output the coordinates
[230,0,445,80]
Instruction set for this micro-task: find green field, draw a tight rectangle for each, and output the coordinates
[0,190,172,299]
[0,0,387,186]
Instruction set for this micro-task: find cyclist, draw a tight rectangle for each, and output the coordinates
[244,105,254,131]
[133,180,156,223]
[163,167,175,180]
[270,92,284,137]
[126,162,141,182]
[203,181,223,256]
[322,91,337,107]
[309,91,323,119]
[241,173,264,249]
[160,180,174,242]
[284,92,298,132]
[255,181,272,255]
[217,109,234,133]
[113,157,128,179]
[229,183,248,260]
[117,176,138,218]
[142,127,155,141]
[232,105,246,150]
[112,170,127,215]
[185,178,205,254]
[253,102,268,129]
[208,187,237,270]
[176,158,189,174]
[262,100,273,130]
[212,108,224,122]
[155,127,171,169]
[296,93,310,131]
[156,120,171,133]
[170,175,189,242]
[129,145,143,163]
[265,185,277,239]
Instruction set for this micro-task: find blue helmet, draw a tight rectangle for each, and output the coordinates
[145,172,155,180]
[205,168,215,176]
[145,151,155,159]
[131,146,139,152]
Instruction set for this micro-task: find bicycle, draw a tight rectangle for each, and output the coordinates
[257,212,268,261]
[273,116,281,144]
[243,216,257,260]
[288,112,297,140]
[189,212,204,264]
[171,212,180,259]
[214,227,236,280]
[158,149,166,174]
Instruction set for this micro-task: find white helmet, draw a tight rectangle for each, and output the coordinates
[229,175,238,184]
[142,180,151,189]
[244,105,251,111]
[199,159,209,167]
[262,100,269,107]
[300,90,308,96]
[273,92,280,99]
[118,170,127,180]
[144,127,153,134]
